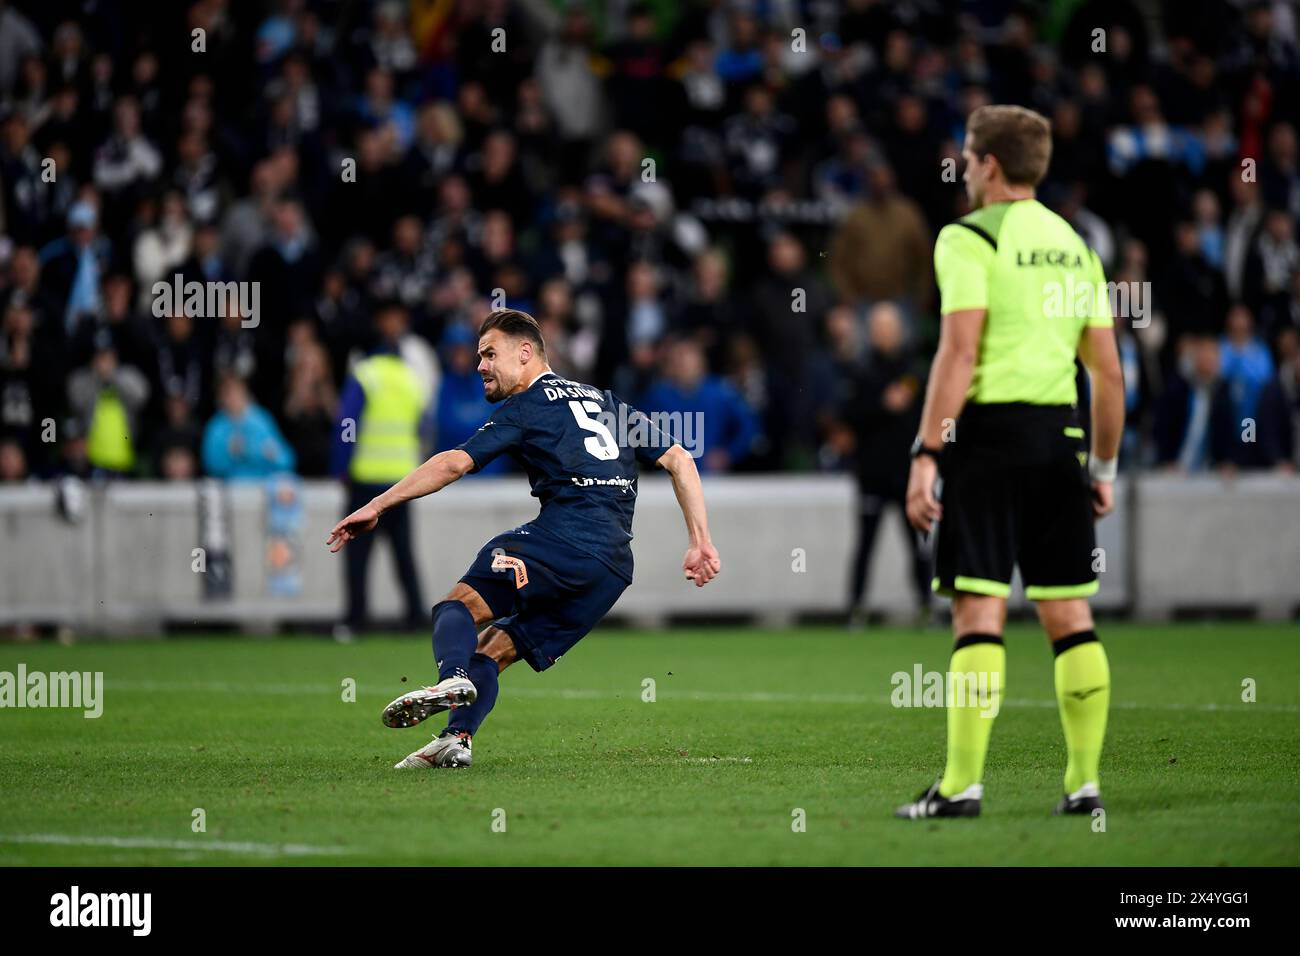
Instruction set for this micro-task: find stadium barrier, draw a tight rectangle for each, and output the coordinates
[0,475,1295,632]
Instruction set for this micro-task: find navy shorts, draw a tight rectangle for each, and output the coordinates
[459,525,629,672]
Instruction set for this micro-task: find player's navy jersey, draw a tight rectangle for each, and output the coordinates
[457,370,677,582]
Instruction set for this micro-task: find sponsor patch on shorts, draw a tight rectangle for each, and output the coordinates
[491,552,529,589]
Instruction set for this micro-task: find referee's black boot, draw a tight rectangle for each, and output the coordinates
[1053,782,1104,815]
[895,781,983,819]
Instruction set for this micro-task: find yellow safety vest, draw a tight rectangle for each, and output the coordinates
[349,354,423,483]
[87,387,135,472]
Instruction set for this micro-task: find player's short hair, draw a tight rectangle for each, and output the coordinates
[966,105,1052,187]
[479,309,547,357]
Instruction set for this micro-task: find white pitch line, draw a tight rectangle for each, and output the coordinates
[0,833,351,857]
[103,679,1300,714]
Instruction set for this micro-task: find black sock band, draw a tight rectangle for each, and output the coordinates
[1053,629,1098,657]
[953,632,1004,651]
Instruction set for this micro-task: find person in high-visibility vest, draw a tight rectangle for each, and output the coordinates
[66,333,150,478]
[331,302,430,636]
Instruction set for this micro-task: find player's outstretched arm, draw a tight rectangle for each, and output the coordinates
[656,444,721,587]
[326,450,475,553]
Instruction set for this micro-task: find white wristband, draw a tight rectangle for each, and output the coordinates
[1089,456,1118,483]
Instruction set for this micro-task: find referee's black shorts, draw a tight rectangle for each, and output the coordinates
[932,402,1099,601]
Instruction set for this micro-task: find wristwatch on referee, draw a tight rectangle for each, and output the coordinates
[910,436,944,462]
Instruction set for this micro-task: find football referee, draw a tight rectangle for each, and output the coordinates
[897,105,1125,819]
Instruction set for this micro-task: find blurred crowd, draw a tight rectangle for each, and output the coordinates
[2,0,1300,490]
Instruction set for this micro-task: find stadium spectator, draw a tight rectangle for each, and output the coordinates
[432,322,502,474]
[40,200,111,341]
[1261,121,1300,218]
[220,158,282,278]
[464,208,520,296]
[1277,267,1300,342]
[533,276,590,381]
[0,298,45,461]
[674,247,742,373]
[92,96,162,227]
[71,272,151,375]
[281,327,337,478]
[829,161,932,314]
[1218,304,1295,470]
[465,128,535,226]
[1,112,59,246]
[152,393,201,482]
[1224,173,1265,303]
[1154,335,1236,472]
[201,373,295,481]
[178,220,231,289]
[810,304,865,469]
[1220,305,1276,431]
[1161,219,1229,342]
[152,306,209,431]
[132,190,193,299]
[640,336,758,474]
[172,128,222,224]
[533,199,610,350]
[372,214,437,309]
[402,100,462,218]
[0,434,26,482]
[1274,328,1300,469]
[605,3,668,149]
[1243,207,1300,331]
[723,83,795,201]
[1115,308,1157,469]
[0,2,41,99]
[67,331,150,478]
[752,232,830,469]
[840,302,930,622]
[1192,188,1226,270]
[536,5,606,178]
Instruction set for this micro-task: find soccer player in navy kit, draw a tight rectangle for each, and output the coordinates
[327,310,722,769]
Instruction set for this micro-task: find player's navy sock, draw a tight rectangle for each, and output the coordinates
[446,653,499,735]
[431,599,476,682]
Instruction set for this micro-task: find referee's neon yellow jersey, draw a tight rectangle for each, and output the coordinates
[934,198,1114,406]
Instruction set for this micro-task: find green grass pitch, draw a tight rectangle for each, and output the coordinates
[1,623,1296,866]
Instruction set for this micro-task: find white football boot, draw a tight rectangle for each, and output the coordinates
[394,730,473,769]
[381,676,476,729]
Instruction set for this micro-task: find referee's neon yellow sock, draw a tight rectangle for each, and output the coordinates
[938,634,1005,798]
[1053,631,1110,794]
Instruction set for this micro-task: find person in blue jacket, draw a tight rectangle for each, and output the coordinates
[201,374,296,480]
[639,337,759,473]
[434,324,508,474]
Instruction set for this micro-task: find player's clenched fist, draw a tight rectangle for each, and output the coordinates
[682,542,721,587]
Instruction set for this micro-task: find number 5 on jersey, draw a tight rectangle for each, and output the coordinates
[568,400,619,460]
